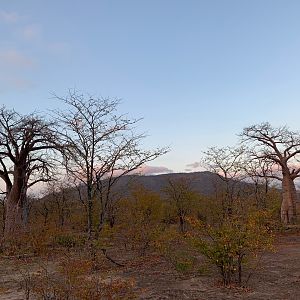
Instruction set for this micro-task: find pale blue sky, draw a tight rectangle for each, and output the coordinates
[1,1,300,173]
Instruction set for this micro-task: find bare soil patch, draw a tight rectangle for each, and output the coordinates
[1,233,300,299]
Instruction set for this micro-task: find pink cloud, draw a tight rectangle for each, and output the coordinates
[102,165,173,177]
[0,50,35,91]
[137,165,173,175]
[185,161,206,172]
[0,10,20,23]
[0,76,33,92]
[186,162,201,169]
[21,24,41,40]
[0,49,35,68]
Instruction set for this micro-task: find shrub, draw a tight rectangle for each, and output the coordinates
[155,227,198,274]
[188,211,274,286]
[19,256,136,299]
[53,232,85,249]
[117,186,165,255]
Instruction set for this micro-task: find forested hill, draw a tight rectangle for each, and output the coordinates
[40,171,231,203]
[42,171,282,201]
[112,171,227,196]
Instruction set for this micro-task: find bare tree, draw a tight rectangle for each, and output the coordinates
[35,198,50,226]
[242,156,275,209]
[202,146,246,217]
[0,106,59,236]
[164,178,196,233]
[55,91,168,238]
[45,181,71,227]
[241,122,300,224]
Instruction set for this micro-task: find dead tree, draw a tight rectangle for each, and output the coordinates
[0,106,59,236]
[55,90,168,238]
[241,122,300,224]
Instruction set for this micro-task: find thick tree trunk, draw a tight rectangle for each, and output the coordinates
[4,166,28,237]
[281,174,297,224]
[4,187,28,237]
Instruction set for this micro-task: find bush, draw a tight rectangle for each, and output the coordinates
[117,186,165,255]
[19,256,136,300]
[155,227,198,274]
[189,211,274,286]
[175,257,194,273]
[53,232,85,249]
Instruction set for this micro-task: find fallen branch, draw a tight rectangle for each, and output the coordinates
[101,248,125,267]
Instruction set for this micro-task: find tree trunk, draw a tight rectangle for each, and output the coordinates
[98,211,105,233]
[86,184,93,239]
[4,188,27,237]
[87,198,93,239]
[281,174,297,224]
[4,166,28,237]
[179,214,185,233]
[97,193,109,236]
[1,199,6,235]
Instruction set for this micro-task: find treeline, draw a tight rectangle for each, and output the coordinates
[0,174,281,287]
[0,90,300,293]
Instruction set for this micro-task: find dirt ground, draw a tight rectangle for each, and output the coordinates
[1,233,300,300]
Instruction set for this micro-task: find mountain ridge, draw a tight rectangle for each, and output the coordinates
[112,171,227,196]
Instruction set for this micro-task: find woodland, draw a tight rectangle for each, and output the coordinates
[0,91,300,299]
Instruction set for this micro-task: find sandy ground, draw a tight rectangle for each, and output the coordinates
[0,234,300,300]
[125,233,300,300]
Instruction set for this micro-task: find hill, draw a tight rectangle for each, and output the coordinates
[112,171,227,196]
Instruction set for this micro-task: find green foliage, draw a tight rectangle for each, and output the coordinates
[189,210,274,286]
[196,264,211,276]
[155,227,197,274]
[54,232,85,249]
[117,186,165,255]
[92,224,116,249]
[175,259,194,273]
[164,178,199,233]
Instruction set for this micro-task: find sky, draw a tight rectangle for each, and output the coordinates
[1,0,300,174]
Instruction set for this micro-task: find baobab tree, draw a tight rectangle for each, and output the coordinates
[0,106,59,236]
[241,122,300,224]
[55,90,168,238]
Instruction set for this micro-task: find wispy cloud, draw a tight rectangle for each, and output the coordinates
[185,161,205,172]
[137,165,173,175]
[0,10,20,23]
[20,24,41,41]
[0,76,33,92]
[0,49,35,92]
[186,162,202,169]
[0,49,35,68]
